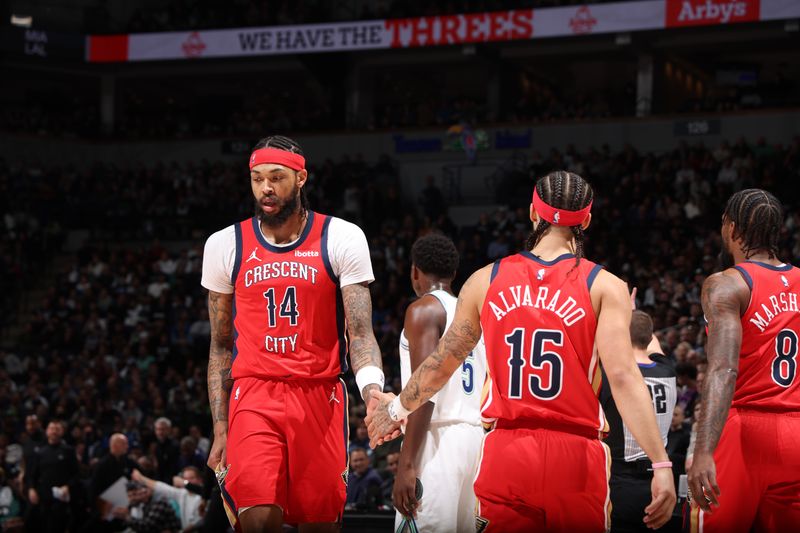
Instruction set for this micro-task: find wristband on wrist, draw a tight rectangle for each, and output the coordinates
[651,461,673,469]
[355,366,385,400]
[388,396,412,422]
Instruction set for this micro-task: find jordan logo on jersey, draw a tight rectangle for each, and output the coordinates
[246,248,262,263]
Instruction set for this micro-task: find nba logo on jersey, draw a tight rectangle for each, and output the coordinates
[537,268,545,280]
[781,275,789,287]
[553,211,560,224]
[234,386,240,400]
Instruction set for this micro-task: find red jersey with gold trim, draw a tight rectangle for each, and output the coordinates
[730,260,800,411]
[231,212,346,380]
[480,252,607,436]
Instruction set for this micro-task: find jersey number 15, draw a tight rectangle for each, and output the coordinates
[505,328,563,400]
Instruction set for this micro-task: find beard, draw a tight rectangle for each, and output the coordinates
[718,246,735,271]
[255,187,301,228]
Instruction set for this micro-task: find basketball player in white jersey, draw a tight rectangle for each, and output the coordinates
[394,233,487,533]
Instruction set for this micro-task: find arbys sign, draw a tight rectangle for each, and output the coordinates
[666,0,760,26]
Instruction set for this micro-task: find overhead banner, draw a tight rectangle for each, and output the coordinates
[86,0,800,63]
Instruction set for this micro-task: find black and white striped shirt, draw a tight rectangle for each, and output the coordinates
[601,354,677,463]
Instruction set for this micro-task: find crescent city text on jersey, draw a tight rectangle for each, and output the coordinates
[749,290,800,333]
[487,284,587,326]
[244,261,319,287]
[243,261,319,355]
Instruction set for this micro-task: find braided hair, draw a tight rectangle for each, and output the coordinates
[253,135,310,213]
[525,171,594,266]
[722,188,783,259]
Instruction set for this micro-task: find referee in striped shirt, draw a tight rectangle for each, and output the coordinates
[601,310,677,532]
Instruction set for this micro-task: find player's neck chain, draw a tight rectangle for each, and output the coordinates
[427,282,449,294]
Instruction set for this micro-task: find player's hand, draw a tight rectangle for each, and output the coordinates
[365,385,380,419]
[687,451,720,513]
[393,463,419,519]
[644,467,676,529]
[207,430,227,471]
[365,390,402,448]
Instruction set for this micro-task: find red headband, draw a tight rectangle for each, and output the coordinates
[532,188,592,226]
[249,147,306,171]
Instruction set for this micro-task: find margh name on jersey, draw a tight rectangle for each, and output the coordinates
[487,284,587,326]
[244,261,319,287]
[749,290,800,333]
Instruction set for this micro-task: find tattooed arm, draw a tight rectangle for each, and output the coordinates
[342,282,385,400]
[366,266,489,447]
[206,290,234,470]
[687,271,747,512]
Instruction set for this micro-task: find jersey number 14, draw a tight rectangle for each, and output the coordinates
[263,287,300,327]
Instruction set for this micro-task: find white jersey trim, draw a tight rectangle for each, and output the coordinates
[201,215,374,294]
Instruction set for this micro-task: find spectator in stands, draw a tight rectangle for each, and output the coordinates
[27,420,80,533]
[86,433,138,531]
[675,363,700,419]
[0,467,23,531]
[380,451,400,506]
[152,417,179,483]
[349,419,371,453]
[188,426,210,457]
[667,405,692,490]
[176,436,205,472]
[111,481,181,533]
[345,448,383,511]
[132,467,205,531]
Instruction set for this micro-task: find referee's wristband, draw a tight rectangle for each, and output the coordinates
[651,461,673,470]
[355,366,385,401]
[388,396,412,422]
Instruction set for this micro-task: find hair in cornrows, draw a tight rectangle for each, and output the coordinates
[525,171,594,267]
[723,188,783,259]
[253,135,310,212]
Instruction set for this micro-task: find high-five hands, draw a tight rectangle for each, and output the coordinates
[364,390,403,448]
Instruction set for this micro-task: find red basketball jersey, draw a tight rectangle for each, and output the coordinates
[480,252,607,436]
[231,212,346,380]
[730,261,800,411]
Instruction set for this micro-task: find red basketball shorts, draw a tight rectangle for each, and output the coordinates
[684,409,800,533]
[219,376,349,526]
[474,425,611,533]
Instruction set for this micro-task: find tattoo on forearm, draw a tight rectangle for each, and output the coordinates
[342,283,383,374]
[696,274,743,454]
[402,314,481,411]
[207,291,234,425]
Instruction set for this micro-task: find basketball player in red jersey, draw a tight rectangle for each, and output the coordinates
[686,189,800,532]
[367,171,675,532]
[201,135,386,532]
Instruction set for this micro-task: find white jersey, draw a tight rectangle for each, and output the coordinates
[399,290,486,426]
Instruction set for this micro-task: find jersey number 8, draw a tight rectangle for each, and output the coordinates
[773,328,798,387]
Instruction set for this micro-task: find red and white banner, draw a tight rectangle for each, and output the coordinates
[86,0,800,63]
[665,0,760,27]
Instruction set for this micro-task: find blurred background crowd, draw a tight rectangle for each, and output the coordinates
[1,135,799,530]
